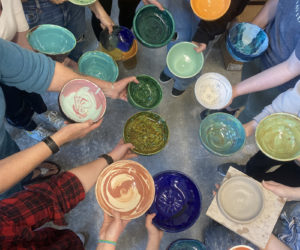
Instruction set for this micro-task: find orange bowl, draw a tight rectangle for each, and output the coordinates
[191,0,231,21]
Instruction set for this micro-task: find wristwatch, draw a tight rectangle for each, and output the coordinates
[99,154,114,165]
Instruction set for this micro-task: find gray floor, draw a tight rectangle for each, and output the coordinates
[7,2,260,250]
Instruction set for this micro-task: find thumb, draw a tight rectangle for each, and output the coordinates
[146,213,156,225]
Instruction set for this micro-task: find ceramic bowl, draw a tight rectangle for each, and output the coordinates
[191,0,231,21]
[217,176,264,223]
[122,39,138,61]
[255,113,300,161]
[78,51,119,82]
[167,42,204,78]
[195,72,232,109]
[199,113,245,156]
[27,24,76,62]
[69,0,96,5]
[123,111,169,155]
[229,245,254,250]
[168,239,206,250]
[147,170,201,233]
[127,75,162,110]
[226,22,269,62]
[133,5,175,48]
[59,79,106,123]
[95,160,155,220]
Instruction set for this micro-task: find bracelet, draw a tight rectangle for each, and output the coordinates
[98,239,116,246]
[42,136,60,154]
[99,154,114,165]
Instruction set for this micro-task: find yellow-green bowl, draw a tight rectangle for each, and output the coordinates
[255,113,300,161]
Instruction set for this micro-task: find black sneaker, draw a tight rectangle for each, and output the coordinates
[159,71,172,83]
[200,108,240,120]
[217,163,245,176]
[171,88,185,97]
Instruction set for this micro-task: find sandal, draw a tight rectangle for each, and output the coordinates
[30,161,61,183]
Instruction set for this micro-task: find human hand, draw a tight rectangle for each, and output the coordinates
[224,85,238,108]
[49,0,67,4]
[243,120,258,137]
[145,214,163,250]
[212,183,220,196]
[192,41,207,53]
[142,0,164,10]
[108,139,137,162]
[262,180,300,201]
[99,14,114,34]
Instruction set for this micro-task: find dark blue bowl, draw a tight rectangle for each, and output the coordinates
[168,239,206,250]
[147,171,201,233]
[226,22,268,62]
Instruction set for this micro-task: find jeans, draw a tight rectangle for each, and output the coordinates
[163,0,200,91]
[22,0,86,61]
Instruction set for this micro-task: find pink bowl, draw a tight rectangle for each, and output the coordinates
[59,79,106,123]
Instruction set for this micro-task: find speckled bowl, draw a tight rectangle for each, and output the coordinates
[59,79,106,123]
[168,239,206,250]
[255,113,300,161]
[27,24,76,62]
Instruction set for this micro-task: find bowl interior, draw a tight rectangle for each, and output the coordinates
[255,113,300,161]
[148,171,201,232]
[59,79,106,123]
[123,111,169,155]
[128,75,162,109]
[199,113,245,156]
[68,0,96,5]
[167,42,204,78]
[95,160,155,220]
[78,51,119,82]
[27,24,76,55]
[191,0,231,21]
[168,239,206,250]
[195,72,232,109]
[134,5,175,48]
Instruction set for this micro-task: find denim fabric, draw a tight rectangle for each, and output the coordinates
[163,0,200,91]
[22,0,86,61]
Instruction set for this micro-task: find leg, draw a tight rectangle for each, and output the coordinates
[118,0,140,29]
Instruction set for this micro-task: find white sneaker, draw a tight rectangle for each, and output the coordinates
[41,111,65,130]
[25,124,53,141]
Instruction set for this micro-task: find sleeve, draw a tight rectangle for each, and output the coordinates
[0,38,55,94]
[192,0,249,44]
[253,80,300,123]
[13,0,29,32]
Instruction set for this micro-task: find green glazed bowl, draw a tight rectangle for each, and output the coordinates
[69,0,96,6]
[199,113,246,156]
[167,42,204,78]
[27,24,76,62]
[255,113,300,161]
[133,5,175,48]
[123,111,169,155]
[78,51,119,82]
[127,75,162,110]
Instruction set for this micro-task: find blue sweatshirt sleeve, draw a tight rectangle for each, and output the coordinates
[0,38,55,94]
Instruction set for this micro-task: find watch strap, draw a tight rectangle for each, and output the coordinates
[99,154,114,165]
[42,136,60,154]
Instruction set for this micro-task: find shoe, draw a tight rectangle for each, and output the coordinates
[25,124,53,141]
[171,32,178,41]
[159,71,172,83]
[217,163,245,176]
[171,88,185,97]
[76,232,89,246]
[40,111,65,130]
[200,108,240,120]
[6,117,37,131]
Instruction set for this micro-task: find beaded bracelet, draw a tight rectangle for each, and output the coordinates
[98,239,117,246]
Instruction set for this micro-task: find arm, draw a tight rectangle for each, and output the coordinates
[146,214,164,250]
[89,1,114,33]
[251,0,279,29]
[142,0,164,11]
[263,234,290,250]
[12,31,32,50]
[262,180,300,201]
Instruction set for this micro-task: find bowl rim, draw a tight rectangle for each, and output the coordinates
[68,0,96,6]
[149,170,202,232]
[95,159,155,220]
[78,50,119,82]
[229,245,255,250]
[255,112,300,161]
[27,24,76,55]
[123,111,169,155]
[166,42,204,79]
[167,239,206,249]
[127,74,163,110]
[199,112,246,156]
[133,4,175,48]
[58,78,107,123]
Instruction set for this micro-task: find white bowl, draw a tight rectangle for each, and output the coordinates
[194,72,232,109]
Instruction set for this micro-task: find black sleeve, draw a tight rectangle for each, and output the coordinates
[192,0,250,44]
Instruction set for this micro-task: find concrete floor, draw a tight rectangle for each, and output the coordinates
[6,2,260,250]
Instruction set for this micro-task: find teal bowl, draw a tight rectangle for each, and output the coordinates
[78,51,119,82]
[199,113,245,156]
[167,42,204,78]
[127,75,162,110]
[133,5,175,48]
[27,24,76,62]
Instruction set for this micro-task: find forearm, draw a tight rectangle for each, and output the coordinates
[97,243,116,250]
[12,31,32,51]
[251,0,278,28]
[146,238,160,250]
[89,1,110,21]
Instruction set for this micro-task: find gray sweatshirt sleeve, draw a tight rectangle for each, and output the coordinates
[254,80,300,123]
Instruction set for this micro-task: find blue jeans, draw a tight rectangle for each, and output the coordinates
[22,0,86,61]
[163,0,200,91]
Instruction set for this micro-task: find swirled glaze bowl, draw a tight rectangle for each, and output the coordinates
[59,79,106,123]
[123,111,169,155]
[95,160,155,219]
[255,113,300,161]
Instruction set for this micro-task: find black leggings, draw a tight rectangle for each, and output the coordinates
[91,0,140,41]
[246,150,300,187]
